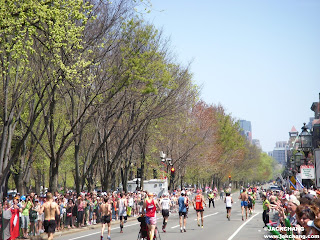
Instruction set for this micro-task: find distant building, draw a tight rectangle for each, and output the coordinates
[272,141,289,165]
[288,126,299,149]
[311,93,320,148]
[239,120,252,143]
[252,139,261,149]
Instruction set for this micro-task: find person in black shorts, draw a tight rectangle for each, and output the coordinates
[44,220,56,234]
[40,193,60,240]
[100,197,112,240]
[160,193,171,232]
[178,191,188,233]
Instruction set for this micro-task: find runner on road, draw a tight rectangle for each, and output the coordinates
[224,192,233,221]
[118,193,128,233]
[40,192,60,240]
[178,191,188,233]
[100,197,112,240]
[143,192,161,240]
[239,188,249,221]
[160,193,171,232]
[193,190,207,228]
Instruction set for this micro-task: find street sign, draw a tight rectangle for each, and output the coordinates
[300,165,315,179]
[315,149,320,187]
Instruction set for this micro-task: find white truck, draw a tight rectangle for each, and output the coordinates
[127,178,168,197]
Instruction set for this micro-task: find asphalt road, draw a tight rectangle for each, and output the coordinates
[53,194,272,240]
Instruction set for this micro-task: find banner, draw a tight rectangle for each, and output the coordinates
[300,165,315,179]
[315,149,320,187]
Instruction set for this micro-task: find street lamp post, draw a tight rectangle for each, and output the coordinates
[298,123,313,188]
[299,123,313,157]
[160,151,173,190]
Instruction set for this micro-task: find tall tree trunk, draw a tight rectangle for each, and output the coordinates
[0,171,10,201]
[35,169,41,195]
[49,162,59,193]
[75,143,81,194]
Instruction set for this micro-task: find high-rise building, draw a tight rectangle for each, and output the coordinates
[239,120,252,143]
[272,141,289,165]
[252,139,261,149]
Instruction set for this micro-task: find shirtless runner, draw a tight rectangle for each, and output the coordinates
[40,192,60,240]
[239,189,248,221]
[100,197,112,240]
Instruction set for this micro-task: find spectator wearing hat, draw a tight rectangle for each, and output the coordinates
[286,198,300,226]
[21,195,32,238]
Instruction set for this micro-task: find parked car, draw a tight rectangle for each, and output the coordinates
[269,185,282,191]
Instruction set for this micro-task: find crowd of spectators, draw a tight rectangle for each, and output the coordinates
[0,189,196,240]
[262,187,320,240]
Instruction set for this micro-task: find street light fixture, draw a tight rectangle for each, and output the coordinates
[299,123,313,151]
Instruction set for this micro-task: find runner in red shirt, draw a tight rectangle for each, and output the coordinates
[143,192,161,240]
[193,190,207,228]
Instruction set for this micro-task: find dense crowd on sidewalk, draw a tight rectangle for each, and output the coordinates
[262,186,320,240]
[0,188,210,240]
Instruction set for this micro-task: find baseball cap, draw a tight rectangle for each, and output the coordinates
[289,198,300,206]
[21,196,26,201]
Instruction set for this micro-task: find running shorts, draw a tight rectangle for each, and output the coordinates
[44,220,56,233]
[241,201,248,207]
[162,209,169,217]
[102,215,111,224]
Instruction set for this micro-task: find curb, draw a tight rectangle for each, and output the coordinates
[29,216,138,240]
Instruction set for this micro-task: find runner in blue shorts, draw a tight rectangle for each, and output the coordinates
[239,189,249,221]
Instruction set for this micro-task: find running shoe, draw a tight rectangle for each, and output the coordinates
[180,229,183,233]
[184,228,186,232]
[201,225,203,229]
[107,236,111,240]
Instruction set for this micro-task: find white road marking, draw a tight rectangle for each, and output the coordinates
[194,212,219,220]
[227,212,260,240]
[171,224,181,229]
[67,216,163,239]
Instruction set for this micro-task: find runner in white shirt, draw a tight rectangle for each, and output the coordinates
[224,192,233,221]
[160,193,172,232]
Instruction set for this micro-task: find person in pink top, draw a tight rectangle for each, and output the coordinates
[143,192,161,240]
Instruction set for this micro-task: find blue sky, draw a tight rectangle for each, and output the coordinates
[144,0,320,152]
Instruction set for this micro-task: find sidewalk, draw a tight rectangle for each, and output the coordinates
[28,216,138,240]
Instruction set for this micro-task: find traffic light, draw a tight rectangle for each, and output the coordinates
[137,168,142,178]
[228,175,231,182]
[170,167,175,179]
[153,169,157,179]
